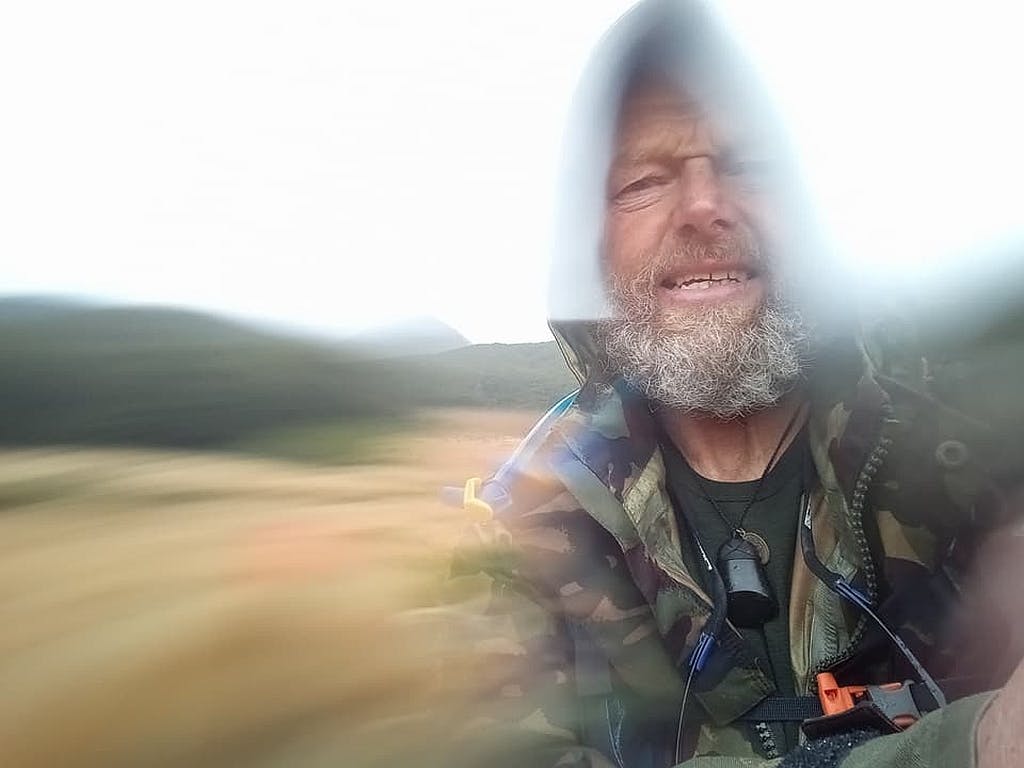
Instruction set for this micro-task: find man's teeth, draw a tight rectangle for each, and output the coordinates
[667,270,752,289]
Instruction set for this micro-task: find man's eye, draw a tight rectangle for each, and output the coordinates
[618,176,668,196]
[720,156,776,181]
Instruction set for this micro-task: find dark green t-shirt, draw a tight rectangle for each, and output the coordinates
[661,430,809,752]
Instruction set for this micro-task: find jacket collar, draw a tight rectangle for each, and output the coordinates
[558,335,886,513]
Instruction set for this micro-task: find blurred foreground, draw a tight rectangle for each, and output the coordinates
[0,409,537,768]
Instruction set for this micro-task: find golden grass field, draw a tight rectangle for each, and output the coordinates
[0,409,540,768]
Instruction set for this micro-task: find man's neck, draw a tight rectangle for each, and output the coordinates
[657,394,808,483]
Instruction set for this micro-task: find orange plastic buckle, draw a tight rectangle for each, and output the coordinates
[815,672,920,729]
[816,672,867,716]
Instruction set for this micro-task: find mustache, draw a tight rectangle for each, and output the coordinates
[643,227,765,286]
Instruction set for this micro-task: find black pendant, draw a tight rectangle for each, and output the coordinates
[717,536,778,628]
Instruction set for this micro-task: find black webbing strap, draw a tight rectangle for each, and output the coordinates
[737,695,823,722]
[735,676,986,723]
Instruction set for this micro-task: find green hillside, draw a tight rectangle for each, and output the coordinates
[0,299,402,450]
[387,341,576,410]
[0,298,573,456]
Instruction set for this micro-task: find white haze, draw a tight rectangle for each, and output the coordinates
[2,1,1022,342]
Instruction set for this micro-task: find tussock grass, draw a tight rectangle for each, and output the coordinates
[0,409,539,768]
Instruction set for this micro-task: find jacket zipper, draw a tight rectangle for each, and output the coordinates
[809,409,893,687]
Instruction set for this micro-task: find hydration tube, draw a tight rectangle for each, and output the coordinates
[493,390,578,489]
[442,390,579,517]
[666,482,729,762]
[799,492,947,709]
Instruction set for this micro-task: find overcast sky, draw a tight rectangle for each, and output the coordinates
[3,2,1023,343]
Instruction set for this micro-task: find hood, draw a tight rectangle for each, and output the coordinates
[548,0,848,384]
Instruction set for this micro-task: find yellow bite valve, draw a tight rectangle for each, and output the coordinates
[462,477,494,522]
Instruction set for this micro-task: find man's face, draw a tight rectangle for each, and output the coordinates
[599,80,808,417]
[604,81,778,325]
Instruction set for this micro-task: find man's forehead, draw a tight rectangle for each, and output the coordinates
[618,80,704,122]
[614,79,758,156]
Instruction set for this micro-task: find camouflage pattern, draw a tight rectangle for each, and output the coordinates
[448,329,1009,767]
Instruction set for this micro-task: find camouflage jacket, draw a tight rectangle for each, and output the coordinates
[449,327,1011,768]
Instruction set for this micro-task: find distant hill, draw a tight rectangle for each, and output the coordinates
[0,297,573,453]
[389,342,576,410]
[0,295,101,324]
[347,316,470,358]
[2,301,278,352]
[0,298,401,448]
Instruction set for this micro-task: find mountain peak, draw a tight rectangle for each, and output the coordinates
[347,316,469,357]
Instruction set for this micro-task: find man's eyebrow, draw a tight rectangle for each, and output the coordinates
[611,130,771,172]
[611,137,710,170]
[611,148,668,168]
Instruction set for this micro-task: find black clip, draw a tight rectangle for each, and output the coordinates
[864,681,921,728]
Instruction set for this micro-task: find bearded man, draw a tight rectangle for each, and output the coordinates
[448,2,1024,767]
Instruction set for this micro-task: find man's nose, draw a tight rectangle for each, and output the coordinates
[671,158,736,238]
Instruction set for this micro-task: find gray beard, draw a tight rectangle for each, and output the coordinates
[599,249,811,419]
